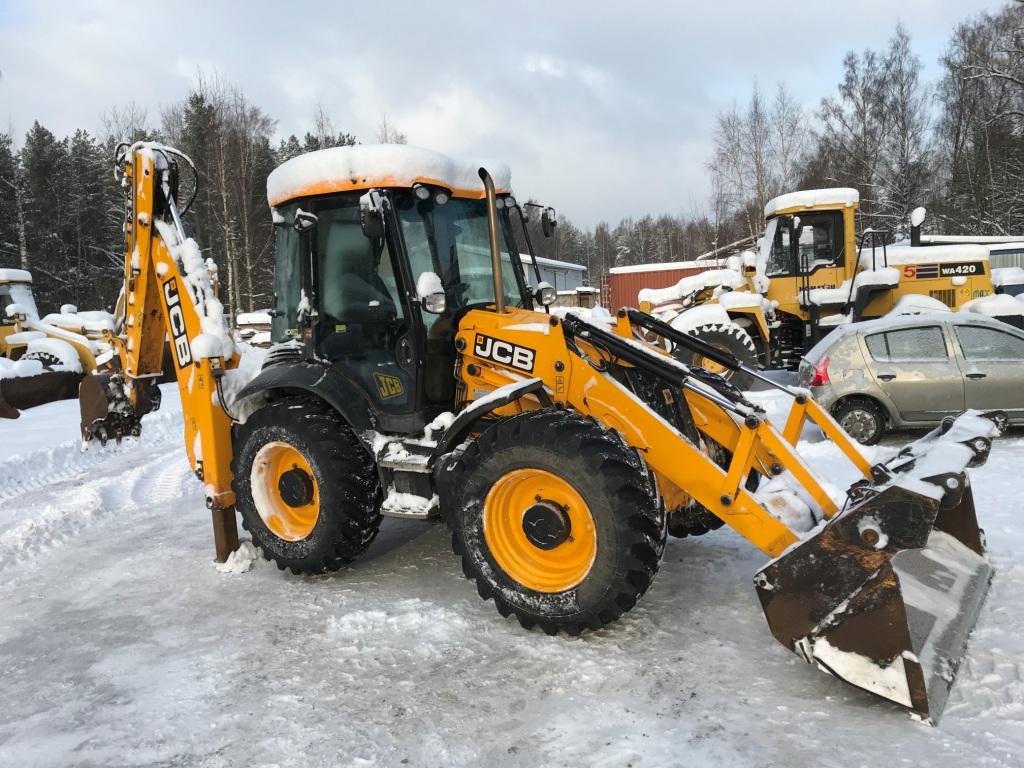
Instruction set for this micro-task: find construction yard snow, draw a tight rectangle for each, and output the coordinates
[1,386,1024,767]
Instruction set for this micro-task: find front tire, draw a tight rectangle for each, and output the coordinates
[674,322,757,389]
[232,398,382,574]
[832,397,886,446]
[447,410,666,635]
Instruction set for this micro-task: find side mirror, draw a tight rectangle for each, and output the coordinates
[360,190,385,239]
[294,208,318,233]
[534,281,556,307]
[541,207,557,238]
[417,271,447,315]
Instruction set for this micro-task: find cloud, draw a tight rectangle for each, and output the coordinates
[0,0,1003,228]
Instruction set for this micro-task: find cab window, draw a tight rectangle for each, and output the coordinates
[764,212,844,277]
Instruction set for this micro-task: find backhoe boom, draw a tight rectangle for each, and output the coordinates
[79,143,240,559]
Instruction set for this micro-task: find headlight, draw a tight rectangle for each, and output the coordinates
[535,281,556,307]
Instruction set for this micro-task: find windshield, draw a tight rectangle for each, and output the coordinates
[395,194,529,318]
[760,216,798,278]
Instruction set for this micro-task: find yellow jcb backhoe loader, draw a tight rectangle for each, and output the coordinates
[79,142,1004,723]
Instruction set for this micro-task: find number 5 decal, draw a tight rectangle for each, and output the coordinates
[903,265,917,279]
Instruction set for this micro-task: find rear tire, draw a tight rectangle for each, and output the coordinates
[673,323,758,389]
[446,409,666,635]
[232,398,382,574]
[832,397,886,446]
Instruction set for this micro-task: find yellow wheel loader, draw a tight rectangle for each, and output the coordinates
[79,142,1004,723]
[0,269,103,418]
[643,188,1024,374]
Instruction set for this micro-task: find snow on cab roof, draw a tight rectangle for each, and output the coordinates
[267,144,512,207]
[764,188,859,218]
[0,268,32,283]
[860,243,990,268]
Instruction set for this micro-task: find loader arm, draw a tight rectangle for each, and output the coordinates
[79,142,240,558]
[453,304,1002,721]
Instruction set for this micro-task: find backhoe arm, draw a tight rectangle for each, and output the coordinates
[79,142,240,559]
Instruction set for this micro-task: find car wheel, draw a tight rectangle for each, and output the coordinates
[833,398,886,446]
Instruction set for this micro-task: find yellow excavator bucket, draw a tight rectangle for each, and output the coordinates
[755,411,1002,723]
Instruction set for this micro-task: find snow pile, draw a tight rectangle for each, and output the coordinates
[234,309,272,347]
[3,283,39,319]
[960,293,1024,317]
[764,187,859,217]
[992,267,1024,289]
[550,305,614,326]
[214,540,261,574]
[425,411,456,441]
[889,294,953,316]
[668,303,734,334]
[0,268,32,282]
[235,309,272,326]
[416,270,444,298]
[756,474,817,532]
[216,342,269,420]
[3,330,45,345]
[382,489,439,517]
[154,219,235,361]
[25,338,83,373]
[0,358,44,380]
[40,309,115,336]
[638,269,746,306]
[266,144,512,206]
[807,267,900,306]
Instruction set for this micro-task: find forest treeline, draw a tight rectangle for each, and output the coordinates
[1,2,1022,314]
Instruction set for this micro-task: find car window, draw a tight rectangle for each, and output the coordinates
[955,325,1024,360]
[864,326,948,362]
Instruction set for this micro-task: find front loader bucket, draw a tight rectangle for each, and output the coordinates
[0,371,83,419]
[755,411,1003,723]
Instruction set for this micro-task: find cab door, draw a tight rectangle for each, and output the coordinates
[762,211,845,310]
[311,199,419,418]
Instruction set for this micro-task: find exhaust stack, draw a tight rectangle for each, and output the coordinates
[478,167,506,314]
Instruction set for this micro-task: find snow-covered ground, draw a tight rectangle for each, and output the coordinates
[1,386,1023,767]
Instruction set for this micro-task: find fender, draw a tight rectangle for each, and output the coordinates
[235,361,376,431]
[432,377,551,510]
[433,377,550,460]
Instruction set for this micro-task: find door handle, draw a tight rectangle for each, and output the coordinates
[877,373,896,381]
[966,372,987,380]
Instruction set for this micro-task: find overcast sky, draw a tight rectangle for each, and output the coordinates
[0,0,1008,227]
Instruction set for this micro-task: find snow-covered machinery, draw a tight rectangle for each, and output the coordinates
[642,189,1024,374]
[0,270,109,418]
[79,142,1003,723]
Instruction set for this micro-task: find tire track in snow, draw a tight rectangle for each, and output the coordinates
[0,440,195,573]
[0,408,182,502]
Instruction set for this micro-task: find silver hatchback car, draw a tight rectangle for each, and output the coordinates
[798,312,1024,444]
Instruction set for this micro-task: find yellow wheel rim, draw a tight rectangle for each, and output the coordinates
[483,468,597,593]
[251,441,320,542]
[694,343,731,377]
